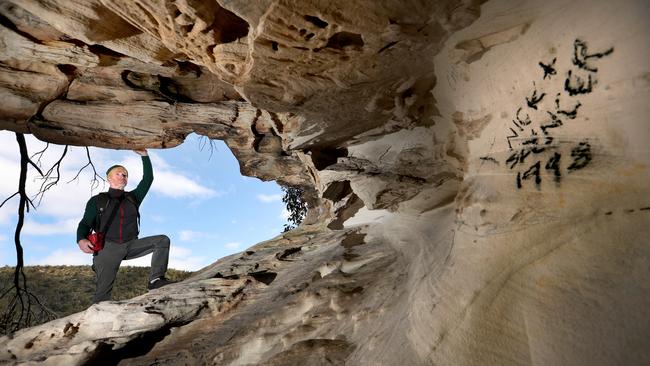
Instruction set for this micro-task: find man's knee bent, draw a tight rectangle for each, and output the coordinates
[156,235,170,249]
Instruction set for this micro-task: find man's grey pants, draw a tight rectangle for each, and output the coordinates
[92,235,170,303]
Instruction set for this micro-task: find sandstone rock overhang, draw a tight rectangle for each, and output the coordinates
[1,0,649,365]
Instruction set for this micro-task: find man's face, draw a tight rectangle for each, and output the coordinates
[107,167,128,190]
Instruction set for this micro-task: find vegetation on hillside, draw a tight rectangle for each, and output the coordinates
[0,265,192,335]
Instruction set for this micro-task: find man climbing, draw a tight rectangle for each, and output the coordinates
[76,149,175,303]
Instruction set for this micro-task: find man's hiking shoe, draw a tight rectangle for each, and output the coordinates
[148,277,176,290]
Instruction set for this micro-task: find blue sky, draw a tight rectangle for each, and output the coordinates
[0,131,288,271]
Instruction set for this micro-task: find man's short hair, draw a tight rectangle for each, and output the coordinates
[106,165,127,176]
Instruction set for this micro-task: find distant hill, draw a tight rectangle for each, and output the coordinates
[0,265,192,335]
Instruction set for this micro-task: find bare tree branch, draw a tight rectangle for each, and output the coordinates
[29,141,49,167]
[198,135,218,161]
[0,192,19,208]
[0,133,57,335]
[66,147,105,191]
[1,135,108,334]
[32,145,68,206]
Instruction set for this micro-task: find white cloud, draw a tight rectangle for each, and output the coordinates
[0,202,16,226]
[123,255,151,267]
[257,194,282,203]
[31,181,102,219]
[23,218,78,236]
[149,214,166,223]
[224,242,241,249]
[30,249,93,266]
[0,239,10,267]
[121,245,209,271]
[154,171,220,198]
[0,155,23,226]
[179,230,200,242]
[168,245,209,271]
[119,155,222,199]
[0,234,6,242]
[178,230,218,242]
[0,156,20,199]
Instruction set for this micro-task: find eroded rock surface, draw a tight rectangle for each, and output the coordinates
[1,0,649,365]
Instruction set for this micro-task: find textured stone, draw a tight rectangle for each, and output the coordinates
[0,24,99,67]
[6,0,176,64]
[0,0,649,365]
[0,60,69,132]
[0,1,65,42]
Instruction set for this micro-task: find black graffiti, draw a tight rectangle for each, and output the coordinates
[521,133,546,153]
[507,149,531,169]
[539,57,557,79]
[564,70,594,96]
[555,93,582,119]
[506,127,519,150]
[572,39,614,72]
[480,156,499,164]
[507,130,549,170]
[540,111,563,134]
[504,39,611,189]
[545,152,561,183]
[517,161,541,189]
[512,108,532,131]
[543,135,554,145]
[526,85,546,110]
[567,141,592,171]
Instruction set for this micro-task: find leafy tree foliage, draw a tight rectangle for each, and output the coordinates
[281,186,306,232]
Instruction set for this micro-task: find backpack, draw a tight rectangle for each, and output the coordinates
[94,192,140,231]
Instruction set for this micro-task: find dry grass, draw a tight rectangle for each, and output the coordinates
[0,265,192,334]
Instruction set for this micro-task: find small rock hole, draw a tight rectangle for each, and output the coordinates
[308,147,348,170]
[323,180,353,201]
[277,247,302,261]
[304,15,329,28]
[213,272,240,280]
[207,5,249,43]
[326,32,364,50]
[180,23,194,34]
[250,271,277,285]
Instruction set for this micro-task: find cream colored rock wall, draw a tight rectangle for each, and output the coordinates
[417,0,650,364]
[0,0,648,365]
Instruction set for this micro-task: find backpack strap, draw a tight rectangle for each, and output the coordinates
[124,192,141,229]
[94,193,110,231]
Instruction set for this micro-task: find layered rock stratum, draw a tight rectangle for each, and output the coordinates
[1,0,649,365]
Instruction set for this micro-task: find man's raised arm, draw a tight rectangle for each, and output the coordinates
[132,149,152,203]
